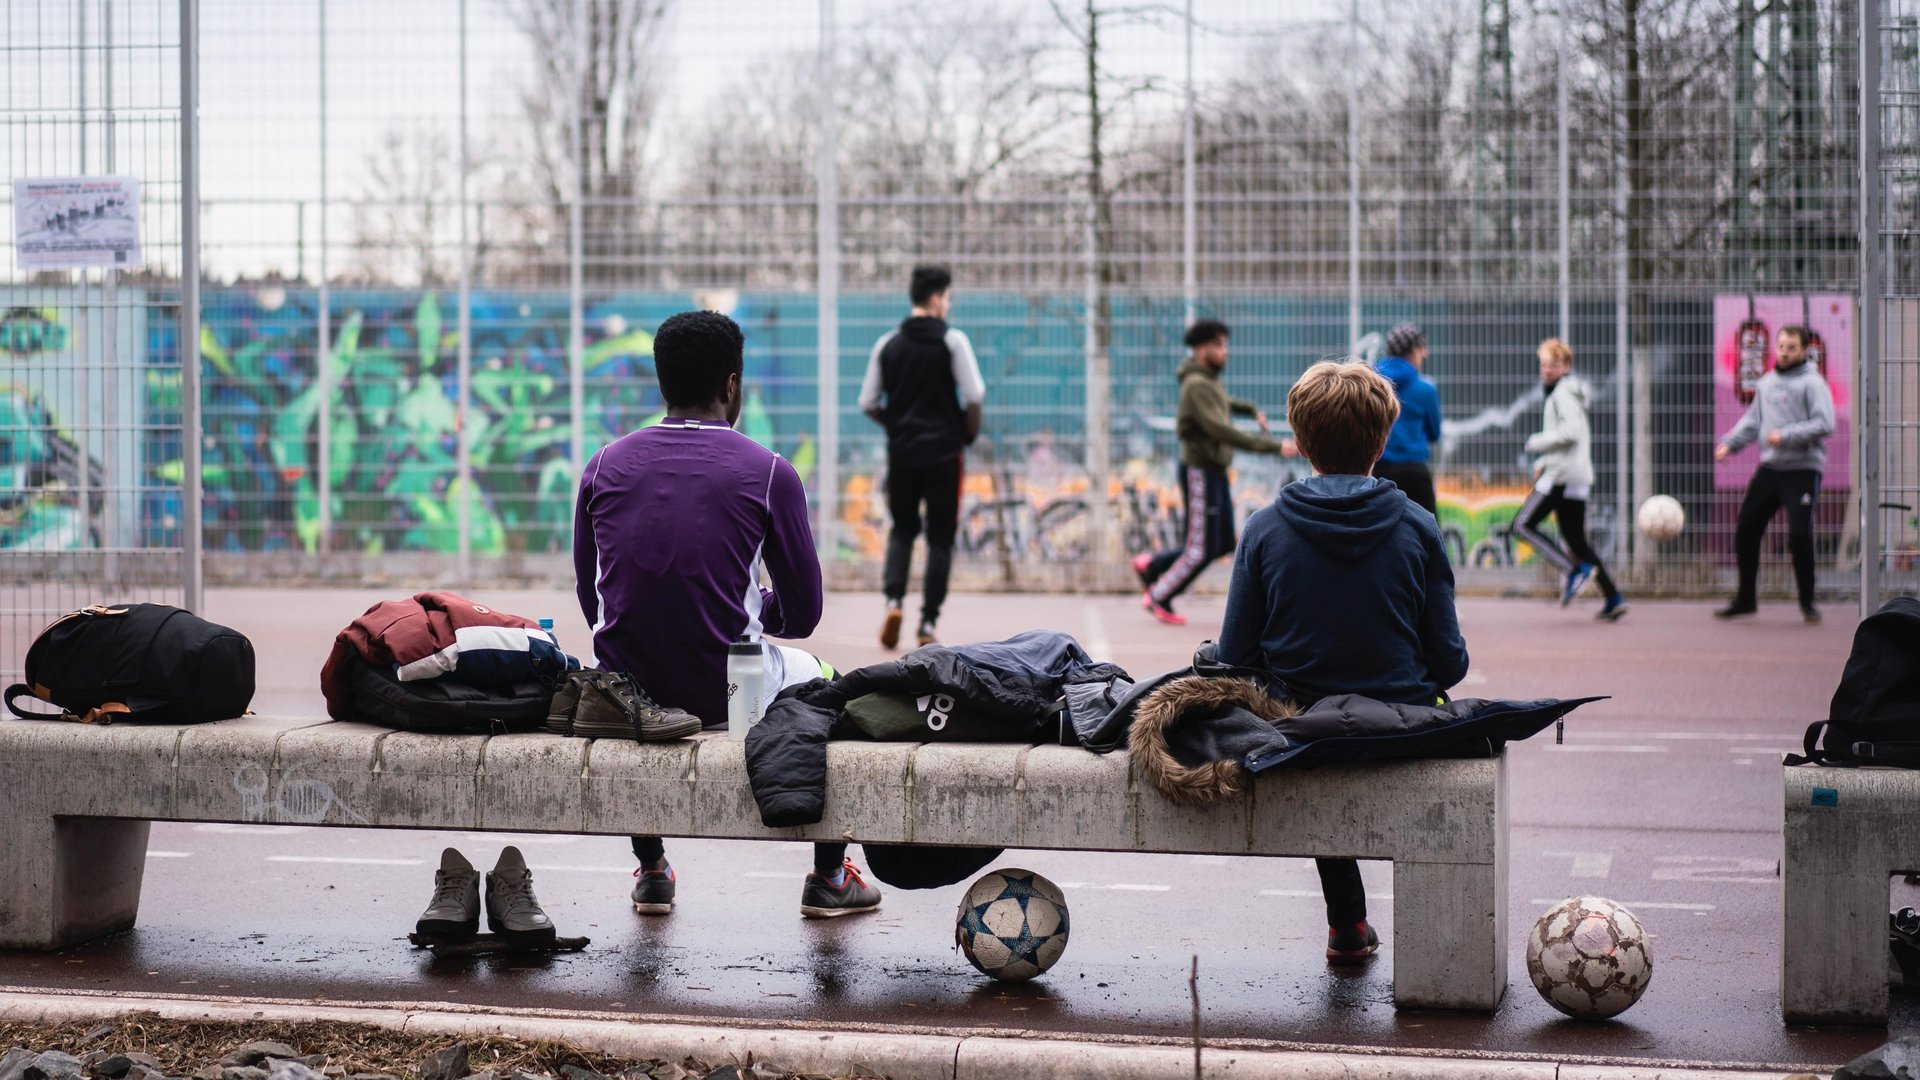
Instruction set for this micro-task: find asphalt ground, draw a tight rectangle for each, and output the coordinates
[0,585,1906,1071]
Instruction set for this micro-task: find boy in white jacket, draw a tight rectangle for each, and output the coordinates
[1513,339,1628,621]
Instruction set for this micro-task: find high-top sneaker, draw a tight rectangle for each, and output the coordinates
[485,845,557,945]
[544,672,584,736]
[573,671,703,742]
[414,848,480,940]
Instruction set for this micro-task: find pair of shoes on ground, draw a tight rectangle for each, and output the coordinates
[1713,602,1820,625]
[415,846,556,945]
[633,858,883,919]
[878,601,937,650]
[545,669,703,741]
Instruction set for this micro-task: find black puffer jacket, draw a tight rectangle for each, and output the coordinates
[745,631,1127,827]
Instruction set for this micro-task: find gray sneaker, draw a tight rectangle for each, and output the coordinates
[485,845,556,945]
[799,860,883,919]
[544,674,583,736]
[415,848,480,940]
[574,671,703,742]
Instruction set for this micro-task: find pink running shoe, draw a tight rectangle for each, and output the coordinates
[1143,591,1187,626]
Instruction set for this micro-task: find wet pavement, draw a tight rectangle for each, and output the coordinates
[0,588,1906,1070]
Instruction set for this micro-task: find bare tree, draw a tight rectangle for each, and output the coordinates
[344,122,457,286]
[500,0,675,284]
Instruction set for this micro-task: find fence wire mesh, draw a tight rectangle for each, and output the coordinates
[1,0,189,681]
[1871,0,1920,603]
[2,0,1899,607]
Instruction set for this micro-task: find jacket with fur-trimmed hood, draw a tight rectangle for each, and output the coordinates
[1526,373,1595,489]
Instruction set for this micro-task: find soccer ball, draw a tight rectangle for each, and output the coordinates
[1636,494,1686,543]
[955,868,1070,982]
[1525,896,1654,1019]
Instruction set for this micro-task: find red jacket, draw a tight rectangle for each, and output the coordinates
[321,592,560,720]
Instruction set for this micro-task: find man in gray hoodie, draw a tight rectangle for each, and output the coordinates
[1714,325,1835,623]
[1513,339,1627,620]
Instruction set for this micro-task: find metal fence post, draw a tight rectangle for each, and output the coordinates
[1859,0,1883,615]
[1346,0,1361,350]
[1084,199,1112,573]
[568,0,587,512]
[456,0,473,583]
[1557,7,1570,344]
[1182,0,1196,327]
[1613,9,1632,575]
[816,0,840,560]
[315,0,331,555]
[180,0,204,613]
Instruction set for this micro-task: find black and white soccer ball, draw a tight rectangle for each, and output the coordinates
[1525,896,1654,1019]
[954,868,1070,981]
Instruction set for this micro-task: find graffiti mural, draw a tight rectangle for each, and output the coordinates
[0,301,135,551]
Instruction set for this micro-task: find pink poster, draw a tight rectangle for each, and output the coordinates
[1711,294,1852,491]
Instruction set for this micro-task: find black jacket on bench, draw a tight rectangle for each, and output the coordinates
[744,631,1125,828]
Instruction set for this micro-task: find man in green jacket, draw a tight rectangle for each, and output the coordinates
[1133,319,1295,625]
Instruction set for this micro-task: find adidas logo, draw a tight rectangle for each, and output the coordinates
[915,693,956,731]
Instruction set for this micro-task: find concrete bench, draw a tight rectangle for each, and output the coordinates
[1782,764,1920,1024]
[0,715,1508,1011]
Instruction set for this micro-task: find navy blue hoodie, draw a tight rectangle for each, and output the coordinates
[1216,473,1468,707]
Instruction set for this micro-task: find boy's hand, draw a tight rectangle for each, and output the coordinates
[1280,438,1299,458]
[1765,431,1783,447]
[1713,443,1731,462]
[1255,410,1270,436]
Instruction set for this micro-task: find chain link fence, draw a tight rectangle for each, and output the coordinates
[5,0,1908,609]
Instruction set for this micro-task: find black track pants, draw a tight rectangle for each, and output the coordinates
[1733,466,1820,608]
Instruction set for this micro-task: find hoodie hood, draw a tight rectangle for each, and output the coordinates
[1547,372,1589,408]
[1374,355,1420,391]
[899,315,949,343]
[1177,357,1215,383]
[1275,474,1409,562]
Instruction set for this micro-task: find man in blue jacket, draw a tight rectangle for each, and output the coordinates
[1371,323,1443,516]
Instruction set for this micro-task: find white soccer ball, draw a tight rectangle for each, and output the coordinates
[955,868,1070,982]
[1636,494,1686,543]
[1525,896,1654,1019]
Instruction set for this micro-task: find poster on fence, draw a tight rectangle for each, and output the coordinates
[12,176,141,270]
[1711,293,1852,491]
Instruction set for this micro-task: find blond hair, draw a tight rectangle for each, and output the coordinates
[1287,360,1400,476]
[1538,338,1574,367]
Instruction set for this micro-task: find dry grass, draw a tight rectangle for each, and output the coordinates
[0,1012,882,1080]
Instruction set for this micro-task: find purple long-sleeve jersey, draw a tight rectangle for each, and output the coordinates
[573,418,823,727]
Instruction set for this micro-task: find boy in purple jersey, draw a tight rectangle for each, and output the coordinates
[573,311,882,920]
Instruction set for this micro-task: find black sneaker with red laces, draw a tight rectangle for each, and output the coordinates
[799,860,883,919]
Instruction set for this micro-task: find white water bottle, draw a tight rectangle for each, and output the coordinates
[727,635,765,739]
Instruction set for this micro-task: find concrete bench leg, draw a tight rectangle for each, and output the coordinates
[0,816,150,950]
[1391,860,1507,1010]
[1782,869,1889,1024]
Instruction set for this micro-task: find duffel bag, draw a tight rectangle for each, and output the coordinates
[338,653,551,735]
[5,603,255,724]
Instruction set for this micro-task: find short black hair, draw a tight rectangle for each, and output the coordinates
[1183,318,1230,349]
[1779,324,1811,347]
[910,266,952,307]
[653,310,745,408]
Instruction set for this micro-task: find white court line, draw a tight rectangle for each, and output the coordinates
[147,851,192,859]
[1540,745,1666,753]
[453,834,581,845]
[1055,882,1172,893]
[1083,605,1111,661]
[1458,669,1490,687]
[1529,898,1715,912]
[744,871,806,880]
[1542,851,1614,879]
[1731,747,1797,756]
[527,864,631,874]
[265,856,422,866]
[1259,889,1395,901]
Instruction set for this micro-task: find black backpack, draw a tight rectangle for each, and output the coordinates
[336,654,552,735]
[5,603,256,725]
[1791,597,1920,767]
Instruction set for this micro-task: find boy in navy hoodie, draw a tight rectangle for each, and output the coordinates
[1217,360,1470,961]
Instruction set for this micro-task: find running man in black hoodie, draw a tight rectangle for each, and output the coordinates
[1217,360,1469,962]
[860,267,986,649]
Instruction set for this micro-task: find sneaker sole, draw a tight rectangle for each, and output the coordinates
[631,902,674,916]
[800,902,882,919]
[1142,595,1187,626]
[1325,944,1379,963]
[634,715,705,742]
[880,609,903,650]
[1714,609,1758,620]
[485,924,558,946]
[414,919,479,940]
